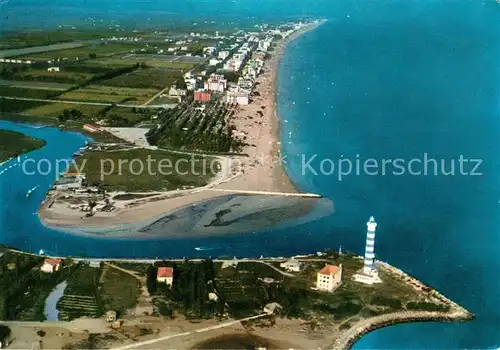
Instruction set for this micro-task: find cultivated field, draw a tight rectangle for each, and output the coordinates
[102,68,183,89]
[19,43,139,60]
[24,102,106,119]
[86,57,197,70]
[57,265,102,321]
[0,86,59,99]
[0,79,73,91]
[58,85,159,105]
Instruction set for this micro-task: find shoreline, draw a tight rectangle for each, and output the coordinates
[0,245,474,350]
[37,20,328,230]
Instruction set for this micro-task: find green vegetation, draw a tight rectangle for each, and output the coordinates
[99,266,141,315]
[0,130,46,162]
[147,101,246,153]
[0,325,11,344]
[70,149,217,191]
[407,302,450,312]
[57,265,102,321]
[102,68,182,89]
[20,43,139,61]
[60,85,158,105]
[0,251,77,321]
[148,260,220,319]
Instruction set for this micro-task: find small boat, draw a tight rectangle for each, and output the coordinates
[26,185,40,198]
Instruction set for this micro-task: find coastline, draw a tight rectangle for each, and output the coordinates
[0,246,473,350]
[37,20,328,230]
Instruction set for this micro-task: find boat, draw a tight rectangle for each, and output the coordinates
[26,185,40,198]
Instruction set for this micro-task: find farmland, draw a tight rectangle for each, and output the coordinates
[70,148,218,191]
[99,265,141,315]
[57,265,102,321]
[102,68,183,89]
[19,43,140,61]
[1,66,96,85]
[85,56,197,70]
[58,85,159,105]
[147,101,246,153]
[23,102,106,120]
[0,79,73,91]
[0,86,59,99]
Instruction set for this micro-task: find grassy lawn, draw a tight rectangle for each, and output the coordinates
[99,266,141,316]
[102,68,182,89]
[0,129,46,162]
[59,85,159,105]
[70,148,218,191]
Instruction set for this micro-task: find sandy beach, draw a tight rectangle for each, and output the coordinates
[39,20,326,229]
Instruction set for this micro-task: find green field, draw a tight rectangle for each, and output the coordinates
[2,66,95,85]
[102,68,182,89]
[0,86,60,99]
[57,265,102,321]
[59,85,159,105]
[0,129,46,162]
[71,148,218,191]
[86,57,196,70]
[99,266,141,315]
[19,43,140,61]
[24,102,106,119]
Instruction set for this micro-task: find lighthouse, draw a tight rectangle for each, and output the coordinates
[353,216,382,285]
[363,216,377,274]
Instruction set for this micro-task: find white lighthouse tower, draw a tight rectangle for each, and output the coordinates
[363,216,377,274]
[353,216,382,285]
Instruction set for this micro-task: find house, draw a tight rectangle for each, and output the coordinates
[218,50,230,59]
[157,266,174,286]
[83,124,100,133]
[280,258,301,272]
[47,66,60,72]
[41,258,62,273]
[316,264,342,292]
[194,90,212,102]
[53,175,83,191]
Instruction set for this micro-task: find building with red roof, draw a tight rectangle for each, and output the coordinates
[157,266,174,286]
[41,258,62,273]
[316,264,342,292]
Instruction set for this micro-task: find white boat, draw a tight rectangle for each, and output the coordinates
[26,185,40,198]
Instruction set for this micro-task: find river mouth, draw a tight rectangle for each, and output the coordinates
[192,333,280,349]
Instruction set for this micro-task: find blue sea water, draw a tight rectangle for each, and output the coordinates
[1,0,500,348]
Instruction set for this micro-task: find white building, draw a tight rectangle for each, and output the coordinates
[41,259,62,273]
[316,264,342,292]
[218,50,230,59]
[47,66,60,72]
[157,267,174,287]
[209,58,220,66]
[280,258,301,272]
[353,216,383,285]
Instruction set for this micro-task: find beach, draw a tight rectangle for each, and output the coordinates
[38,20,327,229]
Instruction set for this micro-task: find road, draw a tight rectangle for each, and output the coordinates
[112,313,269,350]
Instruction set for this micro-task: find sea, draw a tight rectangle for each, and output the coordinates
[0,0,499,348]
